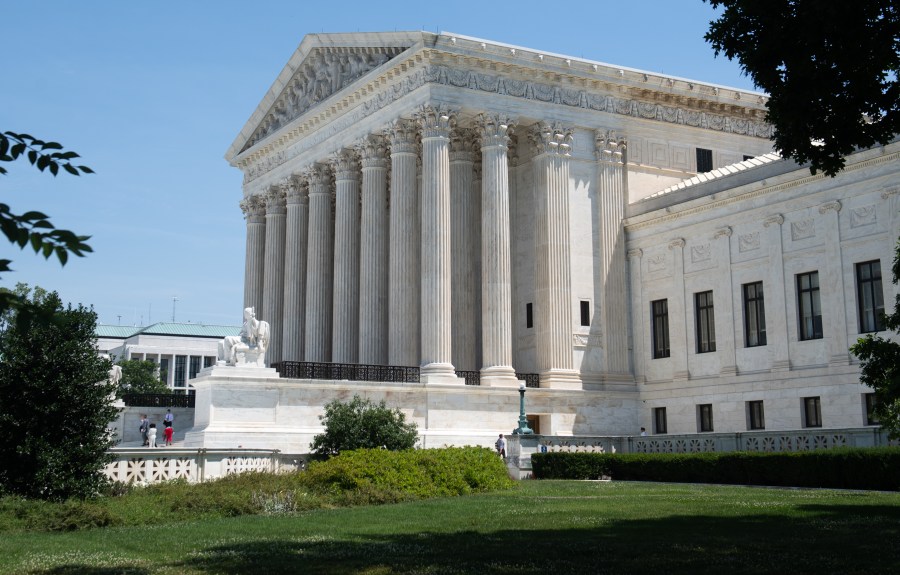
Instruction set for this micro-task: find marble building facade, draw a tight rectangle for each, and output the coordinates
[187,32,898,450]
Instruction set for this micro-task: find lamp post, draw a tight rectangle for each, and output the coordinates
[513,382,533,435]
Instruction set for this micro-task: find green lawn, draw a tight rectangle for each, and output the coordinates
[3,481,899,574]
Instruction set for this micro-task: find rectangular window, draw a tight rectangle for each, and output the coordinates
[651,299,670,359]
[579,300,591,327]
[865,393,878,425]
[696,147,713,173]
[743,281,767,347]
[698,404,714,432]
[803,396,822,428]
[856,260,884,333]
[188,356,201,380]
[526,303,533,329]
[159,358,169,384]
[797,271,823,340]
[203,356,216,368]
[748,400,765,430]
[174,355,187,387]
[695,291,716,353]
[653,407,668,434]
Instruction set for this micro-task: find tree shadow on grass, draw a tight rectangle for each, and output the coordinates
[36,568,150,575]
[167,503,900,575]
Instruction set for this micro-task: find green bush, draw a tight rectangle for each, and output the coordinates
[531,447,900,490]
[311,395,419,456]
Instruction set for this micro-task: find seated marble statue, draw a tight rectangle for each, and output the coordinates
[218,307,271,367]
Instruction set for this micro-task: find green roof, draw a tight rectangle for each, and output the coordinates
[95,322,240,339]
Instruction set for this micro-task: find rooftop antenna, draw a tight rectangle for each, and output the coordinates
[172,296,178,322]
[117,314,121,325]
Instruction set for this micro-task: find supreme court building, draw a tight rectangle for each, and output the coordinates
[191,31,898,451]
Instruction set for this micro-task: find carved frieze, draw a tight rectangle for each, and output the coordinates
[691,243,711,263]
[850,204,877,228]
[790,219,815,241]
[647,253,667,272]
[573,333,602,348]
[739,232,760,252]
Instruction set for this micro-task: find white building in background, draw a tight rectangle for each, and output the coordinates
[97,323,240,392]
[181,31,896,451]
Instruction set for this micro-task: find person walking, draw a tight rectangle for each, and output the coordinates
[495,433,507,458]
[147,423,158,448]
[139,414,150,446]
[163,423,174,446]
[164,409,174,428]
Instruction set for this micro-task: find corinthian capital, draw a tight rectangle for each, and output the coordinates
[388,119,418,154]
[264,185,286,215]
[332,149,360,181]
[594,129,627,163]
[240,194,267,221]
[449,127,477,162]
[285,174,308,205]
[417,105,456,139]
[304,163,331,194]
[529,122,574,156]
[358,135,389,169]
[476,113,515,150]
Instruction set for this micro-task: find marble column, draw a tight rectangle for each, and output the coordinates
[358,135,389,365]
[668,238,689,381]
[450,128,477,372]
[819,201,849,365]
[241,195,266,317]
[331,149,361,364]
[388,119,420,367]
[417,105,459,384]
[595,130,629,375]
[282,175,308,362]
[714,227,738,375]
[304,164,334,362]
[530,122,580,389]
[477,114,518,387]
[763,215,791,371]
[262,185,286,365]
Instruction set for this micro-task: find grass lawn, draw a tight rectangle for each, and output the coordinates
[3,480,898,574]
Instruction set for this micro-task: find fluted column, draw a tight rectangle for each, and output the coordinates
[304,164,334,362]
[763,215,790,371]
[331,149,361,364]
[241,195,266,317]
[714,227,737,375]
[530,123,580,389]
[282,175,308,362]
[262,185,286,365]
[417,105,459,384]
[388,120,420,366]
[595,130,630,375]
[358,135,389,364]
[477,114,518,387]
[450,128,477,372]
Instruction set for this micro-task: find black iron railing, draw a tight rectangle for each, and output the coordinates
[516,373,540,388]
[455,370,481,386]
[274,361,420,383]
[122,393,195,408]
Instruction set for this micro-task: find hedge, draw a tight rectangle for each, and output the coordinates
[531,447,900,491]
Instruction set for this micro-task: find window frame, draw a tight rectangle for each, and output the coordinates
[743,281,767,347]
[803,396,822,428]
[797,271,823,340]
[651,299,670,359]
[696,147,713,173]
[856,260,884,333]
[695,290,716,353]
[748,400,765,430]
[864,393,878,426]
[698,403,714,432]
[653,407,668,434]
[579,300,591,327]
[525,303,533,329]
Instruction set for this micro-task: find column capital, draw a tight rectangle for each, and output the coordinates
[668,237,686,250]
[417,105,456,139]
[285,175,308,205]
[265,185,287,215]
[358,134,389,169]
[529,122,574,156]
[818,200,842,214]
[476,113,515,150]
[594,129,627,163]
[240,194,267,222]
[881,185,900,200]
[388,119,418,154]
[449,127,477,163]
[713,226,733,239]
[304,163,332,193]
[763,214,784,227]
[627,248,643,259]
[332,149,360,182]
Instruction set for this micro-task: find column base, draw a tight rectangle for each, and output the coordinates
[420,362,464,385]
[479,365,519,387]
[538,369,582,390]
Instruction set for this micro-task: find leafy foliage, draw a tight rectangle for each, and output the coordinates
[310,394,419,456]
[851,237,900,438]
[705,1,900,176]
[0,285,118,500]
[0,131,94,317]
[116,358,168,397]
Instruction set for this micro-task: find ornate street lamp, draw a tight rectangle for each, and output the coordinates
[513,382,533,435]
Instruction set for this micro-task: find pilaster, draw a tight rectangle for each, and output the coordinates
[282,175,308,362]
[417,105,461,384]
[763,214,791,371]
[304,163,334,362]
[627,248,645,383]
[530,122,581,389]
[714,226,737,375]
[358,135,390,365]
[262,185,286,365]
[668,238,689,381]
[819,200,849,366]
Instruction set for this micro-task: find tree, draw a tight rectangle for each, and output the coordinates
[116,358,169,397]
[705,1,900,176]
[850,238,900,439]
[0,285,118,500]
[0,131,94,316]
[311,395,419,456]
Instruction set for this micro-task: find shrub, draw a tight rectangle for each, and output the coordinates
[531,447,900,490]
[311,395,419,456]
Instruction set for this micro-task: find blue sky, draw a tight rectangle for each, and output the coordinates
[1,1,758,327]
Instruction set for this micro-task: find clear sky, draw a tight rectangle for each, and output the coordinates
[1,0,759,328]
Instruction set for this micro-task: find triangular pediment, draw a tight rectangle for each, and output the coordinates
[227,32,424,161]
